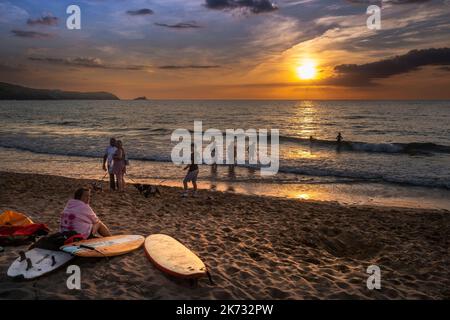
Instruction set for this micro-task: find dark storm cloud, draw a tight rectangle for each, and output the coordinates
[28,56,150,70]
[154,22,202,29]
[346,0,431,4]
[11,30,52,38]
[158,65,220,69]
[126,9,154,16]
[28,56,220,71]
[219,48,450,89]
[27,15,58,26]
[0,63,22,72]
[333,48,450,86]
[205,0,278,13]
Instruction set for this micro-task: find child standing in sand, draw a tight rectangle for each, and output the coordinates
[182,143,199,197]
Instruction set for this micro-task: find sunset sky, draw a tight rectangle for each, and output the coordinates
[0,0,449,99]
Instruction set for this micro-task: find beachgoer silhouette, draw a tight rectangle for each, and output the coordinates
[336,132,343,152]
[102,137,118,191]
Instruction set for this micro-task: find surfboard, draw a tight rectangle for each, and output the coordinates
[7,248,73,279]
[60,235,144,257]
[144,234,207,279]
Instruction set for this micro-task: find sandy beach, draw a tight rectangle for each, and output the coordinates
[0,171,449,300]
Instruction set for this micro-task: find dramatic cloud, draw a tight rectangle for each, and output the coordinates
[28,57,219,72]
[0,3,28,24]
[383,0,432,3]
[0,63,22,72]
[154,22,202,29]
[11,30,52,38]
[158,65,220,69]
[346,0,431,4]
[205,0,278,13]
[27,15,58,26]
[28,56,150,70]
[126,9,154,16]
[333,48,450,86]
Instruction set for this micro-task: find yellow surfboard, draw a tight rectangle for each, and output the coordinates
[144,234,207,279]
[61,235,144,257]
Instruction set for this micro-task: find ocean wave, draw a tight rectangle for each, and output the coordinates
[1,143,449,190]
[276,165,450,190]
[279,136,450,155]
[44,120,79,126]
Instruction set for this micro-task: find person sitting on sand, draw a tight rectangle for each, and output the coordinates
[182,143,199,197]
[60,187,111,239]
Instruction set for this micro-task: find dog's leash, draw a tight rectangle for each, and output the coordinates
[100,171,108,181]
[125,173,166,185]
[125,173,138,184]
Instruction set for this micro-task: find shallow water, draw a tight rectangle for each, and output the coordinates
[1,147,449,210]
[1,100,449,209]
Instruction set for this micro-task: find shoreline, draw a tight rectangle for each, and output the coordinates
[1,147,450,210]
[1,171,449,299]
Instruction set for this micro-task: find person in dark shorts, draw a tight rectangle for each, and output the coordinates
[182,143,199,197]
[102,138,118,191]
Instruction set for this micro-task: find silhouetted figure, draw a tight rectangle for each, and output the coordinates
[211,140,218,173]
[102,137,118,191]
[336,132,343,152]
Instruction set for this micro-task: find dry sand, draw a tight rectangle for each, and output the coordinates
[0,171,449,300]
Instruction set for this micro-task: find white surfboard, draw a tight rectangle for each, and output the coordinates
[144,234,207,279]
[7,248,74,279]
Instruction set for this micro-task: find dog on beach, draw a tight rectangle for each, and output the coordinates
[90,181,103,192]
[134,183,161,198]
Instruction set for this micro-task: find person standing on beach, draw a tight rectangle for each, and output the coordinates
[336,132,343,152]
[60,187,112,239]
[211,139,218,173]
[112,140,127,192]
[182,143,199,197]
[103,138,118,191]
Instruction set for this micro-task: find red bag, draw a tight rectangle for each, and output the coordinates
[0,223,49,246]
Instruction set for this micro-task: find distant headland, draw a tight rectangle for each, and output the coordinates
[133,96,147,100]
[0,82,119,100]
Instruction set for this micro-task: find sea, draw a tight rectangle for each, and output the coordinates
[1,100,449,210]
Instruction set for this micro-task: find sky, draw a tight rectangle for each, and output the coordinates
[0,0,449,99]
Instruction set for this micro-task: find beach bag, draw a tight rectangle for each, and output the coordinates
[29,231,84,251]
[0,224,49,246]
[0,210,34,226]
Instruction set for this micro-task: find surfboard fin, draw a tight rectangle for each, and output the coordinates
[206,270,214,285]
[25,258,33,271]
[51,255,56,267]
[19,251,26,262]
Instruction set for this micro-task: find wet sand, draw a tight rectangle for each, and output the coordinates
[0,171,449,299]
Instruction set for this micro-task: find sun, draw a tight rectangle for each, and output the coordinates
[296,60,317,80]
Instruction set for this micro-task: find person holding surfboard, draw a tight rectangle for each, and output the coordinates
[60,187,112,239]
[182,143,199,197]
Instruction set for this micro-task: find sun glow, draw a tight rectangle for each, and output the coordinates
[296,60,317,80]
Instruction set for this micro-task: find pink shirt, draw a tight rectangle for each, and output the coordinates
[60,199,99,239]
